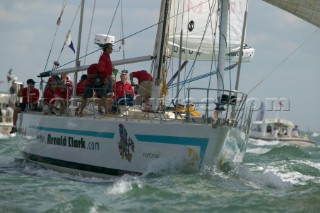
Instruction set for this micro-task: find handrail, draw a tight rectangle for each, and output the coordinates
[186,87,248,126]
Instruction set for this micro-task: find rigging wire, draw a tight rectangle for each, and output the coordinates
[227,0,232,91]
[214,0,226,93]
[120,0,126,66]
[247,28,319,95]
[181,0,188,98]
[168,63,237,89]
[168,0,180,100]
[49,19,160,71]
[83,0,97,65]
[206,0,219,95]
[175,0,218,99]
[47,1,208,72]
[164,0,210,100]
[104,0,121,46]
[53,3,81,70]
[43,0,68,72]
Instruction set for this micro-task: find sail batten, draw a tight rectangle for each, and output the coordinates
[263,0,320,28]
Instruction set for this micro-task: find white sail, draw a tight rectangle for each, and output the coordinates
[263,0,320,28]
[168,0,254,61]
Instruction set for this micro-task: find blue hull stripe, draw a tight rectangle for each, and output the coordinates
[135,134,209,163]
[30,126,114,138]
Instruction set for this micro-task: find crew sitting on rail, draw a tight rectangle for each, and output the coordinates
[42,77,58,115]
[10,79,40,134]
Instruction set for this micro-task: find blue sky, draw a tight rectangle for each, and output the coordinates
[0,0,319,132]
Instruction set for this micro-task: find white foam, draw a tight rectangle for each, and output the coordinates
[263,163,314,186]
[107,175,142,195]
[246,147,271,154]
[291,160,320,171]
[249,139,281,146]
[0,133,15,139]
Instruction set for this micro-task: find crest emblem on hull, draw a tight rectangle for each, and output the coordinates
[118,124,135,162]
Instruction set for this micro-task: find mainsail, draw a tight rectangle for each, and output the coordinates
[263,0,320,28]
[168,0,254,61]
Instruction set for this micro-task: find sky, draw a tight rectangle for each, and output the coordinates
[0,0,319,132]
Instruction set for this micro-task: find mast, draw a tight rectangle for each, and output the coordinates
[72,0,85,99]
[216,0,229,111]
[150,0,171,111]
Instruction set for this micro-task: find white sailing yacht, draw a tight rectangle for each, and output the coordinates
[16,0,319,178]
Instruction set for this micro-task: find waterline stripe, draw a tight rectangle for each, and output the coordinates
[30,126,114,138]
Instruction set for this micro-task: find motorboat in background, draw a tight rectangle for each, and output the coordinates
[250,118,316,147]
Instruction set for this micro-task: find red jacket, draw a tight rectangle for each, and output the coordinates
[55,84,71,100]
[86,63,98,84]
[43,86,55,104]
[131,70,153,84]
[76,81,86,96]
[21,87,39,103]
[97,52,112,82]
[114,81,134,99]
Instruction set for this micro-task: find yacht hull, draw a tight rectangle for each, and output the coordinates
[17,113,246,177]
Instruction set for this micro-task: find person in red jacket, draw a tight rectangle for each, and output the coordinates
[48,73,73,92]
[54,80,72,114]
[76,74,87,97]
[10,79,40,133]
[114,70,134,106]
[129,70,153,104]
[77,42,114,116]
[97,43,114,113]
[42,78,58,115]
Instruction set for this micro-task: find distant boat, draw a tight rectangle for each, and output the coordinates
[312,132,319,137]
[0,92,12,136]
[250,118,316,147]
[0,81,22,137]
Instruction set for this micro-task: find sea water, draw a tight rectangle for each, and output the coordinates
[0,133,320,213]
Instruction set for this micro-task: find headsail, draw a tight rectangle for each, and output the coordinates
[168,0,254,62]
[263,0,320,28]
